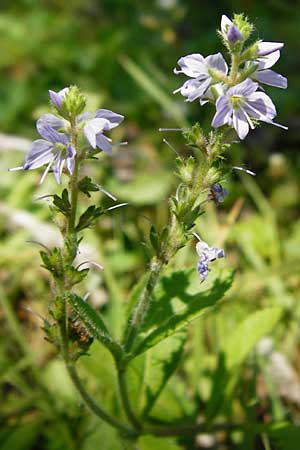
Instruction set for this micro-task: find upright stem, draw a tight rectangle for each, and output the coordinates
[124,258,163,353]
[68,119,79,234]
[55,118,136,437]
[228,53,240,85]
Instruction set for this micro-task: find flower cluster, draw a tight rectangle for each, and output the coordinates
[11,87,124,183]
[174,14,287,140]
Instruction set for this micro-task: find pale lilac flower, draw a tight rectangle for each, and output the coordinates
[257,42,284,57]
[251,50,287,89]
[49,87,69,108]
[196,240,225,282]
[10,114,75,184]
[83,109,124,153]
[221,15,243,43]
[212,78,287,140]
[173,53,228,102]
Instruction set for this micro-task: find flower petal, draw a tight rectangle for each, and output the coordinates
[227,23,243,43]
[221,14,233,33]
[232,108,249,140]
[36,114,65,132]
[95,109,124,129]
[84,118,110,148]
[77,112,93,123]
[254,69,287,89]
[244,91,277,120]
[227,78,258,96]
[37,124,68,144]
[174,53,207,78]
[174,77,211,101]
[205,52,228,74]
[211,96,231,128]
[257,41,284,56]
[24,140,55,169]
[52,152,64,184]
[66,144,76,174]
[257,50,281,70]
[49,90,63,108]
[95,134,112,153]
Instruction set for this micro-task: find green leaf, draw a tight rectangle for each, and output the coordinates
[128,331,186,417]
[222,306,282,369]
[133,270,233,356]
[68,294,123,360]
[78,176,99,198]
[0,423,40,450]
[52,189,71,216]
[267,423,300,450]
[206,306,282,421]
[139,435,182,450]
[76,205,104,231]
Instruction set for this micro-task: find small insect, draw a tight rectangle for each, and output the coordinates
[69,316,93,346]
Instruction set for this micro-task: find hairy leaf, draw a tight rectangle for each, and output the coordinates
[132,270,233,356]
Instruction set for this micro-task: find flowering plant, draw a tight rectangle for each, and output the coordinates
[10,14,287,449]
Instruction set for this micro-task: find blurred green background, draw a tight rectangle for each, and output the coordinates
[1,1,300,449]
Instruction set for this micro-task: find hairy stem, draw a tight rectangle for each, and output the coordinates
[124,258,163,353]
[66,363,136,436]
[228,53,240,85]
[118,367,142,430]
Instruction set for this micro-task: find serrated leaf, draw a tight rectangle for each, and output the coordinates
[68,294,123,360]
[132,270,233,356]
[53,189,71,216]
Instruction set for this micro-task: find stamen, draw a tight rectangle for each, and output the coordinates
[192,232,202,241]
[106,203,128,211]
[158,128,185,132]
[232,166,256,176]
[8,166,24,171]
[96,185,117,201]
[76,261,104,271]
[162,138,179,156]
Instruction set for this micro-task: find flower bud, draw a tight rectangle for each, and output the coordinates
[61,86,86,119]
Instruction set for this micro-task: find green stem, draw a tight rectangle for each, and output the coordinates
[228,53,240,85]
[124,258,163,353]
[66,363,136,436]
[54,119,137,438]
[68,120,79,234]
[118,368,142,430]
